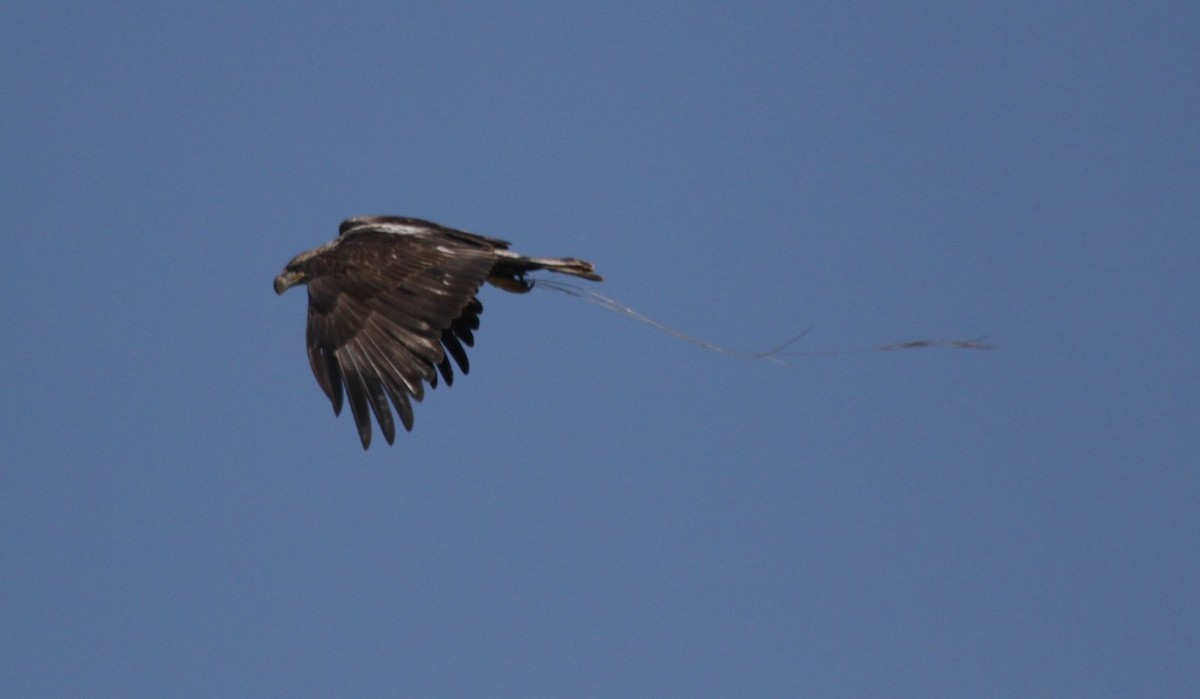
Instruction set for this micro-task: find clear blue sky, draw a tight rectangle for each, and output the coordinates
[3,3,1197,697]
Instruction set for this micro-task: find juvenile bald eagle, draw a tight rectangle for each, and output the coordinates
[275,215,601,449]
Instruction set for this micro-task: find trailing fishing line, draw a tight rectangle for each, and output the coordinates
[532,279,993,368]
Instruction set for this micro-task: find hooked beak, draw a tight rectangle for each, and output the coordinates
[274,270,305,295]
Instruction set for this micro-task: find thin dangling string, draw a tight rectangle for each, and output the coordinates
[531,279,994,368]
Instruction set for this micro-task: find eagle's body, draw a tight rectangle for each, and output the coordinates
[275,215,601,449]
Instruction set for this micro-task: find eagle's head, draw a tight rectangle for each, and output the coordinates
[274,248,322,295]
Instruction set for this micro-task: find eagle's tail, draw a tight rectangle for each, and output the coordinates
[489,251,602,293]
[519,255,603,281]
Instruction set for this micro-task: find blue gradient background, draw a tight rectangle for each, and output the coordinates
[3,3,1197,696]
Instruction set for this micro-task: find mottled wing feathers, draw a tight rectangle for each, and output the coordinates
[339,215,514,250]
[303,230,499,448]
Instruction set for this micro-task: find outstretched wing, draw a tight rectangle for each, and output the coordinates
[304,230,498,449]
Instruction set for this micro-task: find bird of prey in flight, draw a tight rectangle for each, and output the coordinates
[275,215,601,449]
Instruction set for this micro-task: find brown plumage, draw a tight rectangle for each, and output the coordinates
[275,216,601,449]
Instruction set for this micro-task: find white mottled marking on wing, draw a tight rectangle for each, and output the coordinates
[374,223,434,236]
